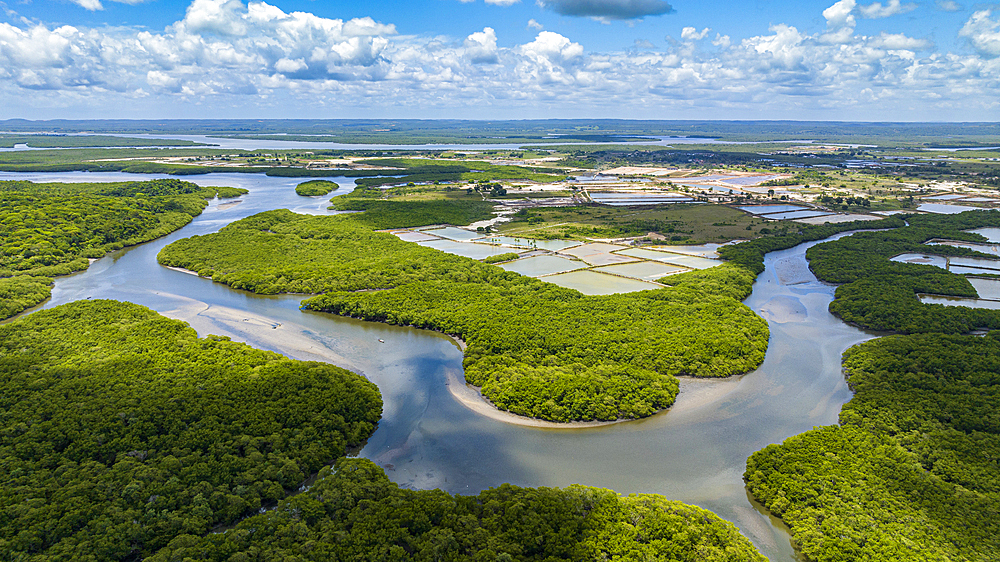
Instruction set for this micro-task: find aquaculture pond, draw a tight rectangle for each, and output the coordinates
[499,255,586,277]
[7,171,882,562]
[541,269,662,295]
[917,202,987,214]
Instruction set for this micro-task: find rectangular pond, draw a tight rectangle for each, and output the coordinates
[920,295,1000,310]
[736,204,809,215]
[924,194,966,200]
[916,203,986,214]
[421,226,482,241]
[967,227,1000,243]
[500,255,586,277]
[392,230,442,243]
[925,240,1000,255]
[890,253,948,269]
[479,235,583,251]
[559,242,629,258]
[949,256,1000,272]
[416,239,510,260]
[969,277,1000,300]
[648,243,729,257]
[593,261,687,281]
[542,270,661,295]
[762,210,832,220]
[619,248,722,269]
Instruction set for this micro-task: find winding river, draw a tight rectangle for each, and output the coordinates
[5,171,877,561]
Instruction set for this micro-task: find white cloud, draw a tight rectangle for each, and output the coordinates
[936,0,961,12]
[485,0,520,5]
[681,27,710,41]
[870,32,931,50]
[464,27,499,63]
[823,0,856,28]
[69,0,104,10]
[527,19,544,30]
[858,0,917,19]
[960,10,1000,57]
[4,0,1000,120]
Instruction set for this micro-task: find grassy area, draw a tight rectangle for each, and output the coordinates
[499,203,783,242]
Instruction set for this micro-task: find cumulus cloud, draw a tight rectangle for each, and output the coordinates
[3,0,1000,119]
[681,27,710,41]
[936,0,961,12]
[858,0,917,19]
[823,0,856,28]
[960,10,1000,57]
[527,18,544,29]
[537,0,673,21]
[464,27,499,63]
[869,32,931,50]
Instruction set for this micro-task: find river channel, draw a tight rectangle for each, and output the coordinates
[6,171,877,561]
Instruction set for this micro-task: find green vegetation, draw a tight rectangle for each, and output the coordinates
[295,180,339,196]
[804,211,1000,333]
[500,204,779,242]
[351,158,565,187]
[158,208,768,422]
[0,179,245,319]
[329,184,497,229]
[152,457,765,562]
[483,252,520,264]
[745,332,1000,562]
[0,300,381,560]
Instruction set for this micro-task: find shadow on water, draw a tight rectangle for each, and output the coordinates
[10,171,881,561]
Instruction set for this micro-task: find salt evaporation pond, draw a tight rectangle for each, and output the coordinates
[969,277,1000,300]
[924,194,966,200]
[421,226,482,241]
[416,239,508,260]
[917,203,986,214]
[968,227,1000,242]
[542,269,661,295]
[500,255,586,277]
[891,253,949,268]
[760,210,831,221]
[479,236,582,251]
[737,204,809,215]
[392,230,441,242]
[617,249,722,270]
[593,261,686,281]
[921,295,1000,310]
[926,240,1000,255]
[650,243,729,257]
[949,256,1000,272]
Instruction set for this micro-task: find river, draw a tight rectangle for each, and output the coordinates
[6,171,876,561]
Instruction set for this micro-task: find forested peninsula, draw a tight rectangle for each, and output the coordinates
[0,179,245,320]
[157,197,770,423]
[744,211,1000,561]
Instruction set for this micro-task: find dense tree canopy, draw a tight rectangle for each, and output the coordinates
[0,300,381,560]
[0,179,245,319]
[150,458,766,562]
[745,333,1000,562]
[294,180,339,196]
[158,208,768,422]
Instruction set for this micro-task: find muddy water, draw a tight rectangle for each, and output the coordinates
[12,171,875,561]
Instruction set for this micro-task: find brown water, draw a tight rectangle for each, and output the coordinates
[8,171,878,561]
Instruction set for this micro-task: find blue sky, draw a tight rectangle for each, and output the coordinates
[0,0,997,120]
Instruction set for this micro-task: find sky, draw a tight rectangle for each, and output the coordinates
[0,0,998,121]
